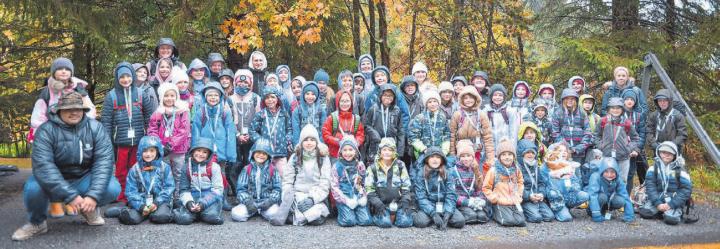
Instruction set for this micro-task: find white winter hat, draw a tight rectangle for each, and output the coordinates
[412,62,428,75]
[422,90,441,107]
[299,124,320,143]
[438,81,454,93]
[171,67,189,85]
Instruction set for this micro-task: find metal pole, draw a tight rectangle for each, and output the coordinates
[644,53,720,167]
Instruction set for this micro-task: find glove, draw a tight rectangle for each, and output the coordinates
[346,197,358,210]
[432,213,444,230]
[257,199,273,210]
[412,140,427,154]
[163,143,172,156]
[297,198,314,213]
[358,196,368,207]
[245,200,258,214]
[185,201,196,212]
[441,212,451,231]
[369,197,386,216]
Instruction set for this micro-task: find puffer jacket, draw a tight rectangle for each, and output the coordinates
[415,165,458,216]
[517,140,550,202]
[646,89,687,151]
[543,161,583,199]
[101,62,157,147]
[291,82,327,146]
[147,89,191,154]
[645,144,692,210]
[250,87,292,157]
[449,86,495,165]
[237,141,281,205]
[363,84,406,159]
[32,113,114,204]
[601,79,648,115]
[331,159,368,204]
[322,90,366,158]
[482,162,524,206]
[187,58,211,95]
[592,115,640,161]
[363,66,411,129]
[125,136,175,211]
[283,144,332,204]
[179,155,223,208]
[192,83,238,163]
[551,106,592,158]
[586,160,634,221]
[408,110,450,157]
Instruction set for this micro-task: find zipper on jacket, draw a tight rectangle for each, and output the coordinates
[78,140,84,165]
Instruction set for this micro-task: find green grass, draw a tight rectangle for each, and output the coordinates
[688,165,720,207]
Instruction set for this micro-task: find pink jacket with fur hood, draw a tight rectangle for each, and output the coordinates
[147,83,191,154]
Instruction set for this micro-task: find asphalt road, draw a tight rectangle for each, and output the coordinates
[1,169,719,249]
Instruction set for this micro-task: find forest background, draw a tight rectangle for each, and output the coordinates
[0,0,717,176]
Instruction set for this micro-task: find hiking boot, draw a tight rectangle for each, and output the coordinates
[104,206,123,218]
[49,202,65,218]
[222,199,233,211]
[65,204,78,216]
[81,209,105,226]
[11,221,48,241]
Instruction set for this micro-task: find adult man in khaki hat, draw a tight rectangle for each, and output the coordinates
[12,92,120,241]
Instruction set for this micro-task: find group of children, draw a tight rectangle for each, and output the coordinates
[32,37,693,228]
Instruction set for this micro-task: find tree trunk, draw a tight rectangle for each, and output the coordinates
[446,0,464,78]
[226,43,245,71]
[377,0,389,67]
[611,0,639,31]
[664,0,677,79]
[352,0,362,59]
[368,0,376,61]
[517,34,525,77]
[483,1,495,58]
[72,34,96,103]
[408,3,418,74]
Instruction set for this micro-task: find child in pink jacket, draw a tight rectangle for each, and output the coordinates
[147,83,191,199]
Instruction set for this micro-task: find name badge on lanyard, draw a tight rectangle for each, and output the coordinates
[128,128,135,138]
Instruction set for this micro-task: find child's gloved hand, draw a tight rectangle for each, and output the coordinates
[358,196,368,207]
[346,197,358,209]
[142,204,157,216]
[296,198,314,213]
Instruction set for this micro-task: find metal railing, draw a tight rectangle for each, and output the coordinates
[640,53,720,166]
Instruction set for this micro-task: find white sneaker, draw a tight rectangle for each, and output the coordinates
[81,209,105,226]
[11,221,48,241]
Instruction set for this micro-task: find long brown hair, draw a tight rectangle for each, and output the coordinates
[424,155,447,180]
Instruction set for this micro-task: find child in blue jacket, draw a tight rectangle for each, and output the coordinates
[231,138,282,222]
[586,158,635,223]
[413,147,465,230]
[119,136,175,225]
[173,138,224,225]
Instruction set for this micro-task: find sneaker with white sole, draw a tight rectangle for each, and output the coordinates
[11,221,48,241]
[81,209,105,226]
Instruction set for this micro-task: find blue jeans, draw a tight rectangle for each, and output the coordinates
[24,174,121,225]
[337,204,372,227]
[372,208,414,228]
